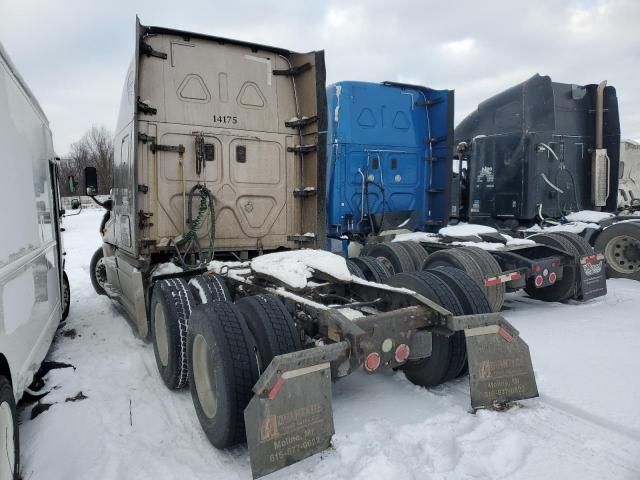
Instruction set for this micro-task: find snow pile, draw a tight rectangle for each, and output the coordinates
[150,262,183,276]
[392,232,440,243]
[503,235,536,247]
[565,210,615,223]
[451,241,504,251]
[528,222,601,234]
[251,249,352,289]
[439,224,498,238]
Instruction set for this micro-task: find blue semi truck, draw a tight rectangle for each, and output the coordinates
[325,81,453,241]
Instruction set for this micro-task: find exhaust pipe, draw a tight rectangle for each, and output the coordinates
[592,80,609,209]
[595,81,606,149]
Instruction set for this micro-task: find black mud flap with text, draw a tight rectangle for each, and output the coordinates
[465,320,539,409]
[244,343,347,479]
[578,253,607,301]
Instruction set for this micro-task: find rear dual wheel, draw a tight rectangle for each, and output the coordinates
[422,247,505,312]
[188,295,299,448]
[386,267,492,387]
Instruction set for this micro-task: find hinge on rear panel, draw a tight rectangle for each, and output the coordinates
[285,116,318,129]
[150,143,185,155]
[273,62,312,77]
[138,133,156,144]
[137,98,157,115]
[140,41,168,59]
[137,184,149,194]
[293,187,317,198]
[287,144,317,154]
[287,234,316,243]
[417,97,444,107]
[138,210,153,229]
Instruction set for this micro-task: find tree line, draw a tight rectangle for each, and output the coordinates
[59,125,113,196]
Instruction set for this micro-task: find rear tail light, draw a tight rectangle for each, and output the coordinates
[534,275,544,287]
[548,272,557,284]
[365,352,381,372]
[534,264,541,273]
[395,344,410,363]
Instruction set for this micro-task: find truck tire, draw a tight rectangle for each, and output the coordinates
[150,278,195,390]
[552,231,594,255]
[457,246,506,312]
[367,243,416,274]
[422,247,505,311]
[525,233,578,302]
[0,376,19,480]
[188,274,231,305]
[346,259,366,279]
[89,247,107,296]
[427,266,493,315]
[426,266,494,378]
[188,301,259,448]
[62,271,70,321]
[350,256,391,283]
[385,271,467,385]
[594,222,640,280]
[235,294,302,372]
[393,241,429,270]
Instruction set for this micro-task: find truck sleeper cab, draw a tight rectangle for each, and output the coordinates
[90,18,326,337]
[326,81,453,243]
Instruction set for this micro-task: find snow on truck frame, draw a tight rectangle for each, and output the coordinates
[1,41,70,478]
[87,19,539,478]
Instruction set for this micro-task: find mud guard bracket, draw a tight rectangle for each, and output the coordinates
[244,342,348,479]
[465,320,539,409]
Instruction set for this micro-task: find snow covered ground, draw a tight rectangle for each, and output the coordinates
[18,210,640,479]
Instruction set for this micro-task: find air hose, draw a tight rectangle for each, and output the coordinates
[175,184,215,266]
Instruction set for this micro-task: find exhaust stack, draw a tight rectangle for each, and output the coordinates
[591,80,609,208]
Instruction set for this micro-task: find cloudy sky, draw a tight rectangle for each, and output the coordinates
[1,0,638,155]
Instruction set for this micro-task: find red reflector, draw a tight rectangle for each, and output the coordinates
[395,344,410,363]
[534,275,544,287]
[268,377,285,400]
[365,352,381,372]
[534,264,541,273]
[484,277,501,287]
[548,272,557,284]
[498,327,514,343]
[551,262,557,268]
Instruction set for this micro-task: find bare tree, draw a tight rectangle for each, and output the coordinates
[59,125,114,195]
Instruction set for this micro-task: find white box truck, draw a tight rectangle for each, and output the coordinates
[0,41,70,479]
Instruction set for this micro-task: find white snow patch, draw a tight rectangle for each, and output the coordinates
[565,210,615,223]
[503,235,537,247]
[392,232,440,243]
[451,241,504,251]
[439,224,498,238]
[251,249,351,289]
[151,262,183,276]
[534,222,601,234]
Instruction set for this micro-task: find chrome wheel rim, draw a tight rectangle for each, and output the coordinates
[0,401,15,480]
[605,234,640,274]
[95,258,107,289]
[193,334,217,418]
[154,304,169,367]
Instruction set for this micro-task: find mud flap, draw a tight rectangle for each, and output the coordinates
[578,253,607,300]
[244,342,348,479]
[465,321,538,409]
